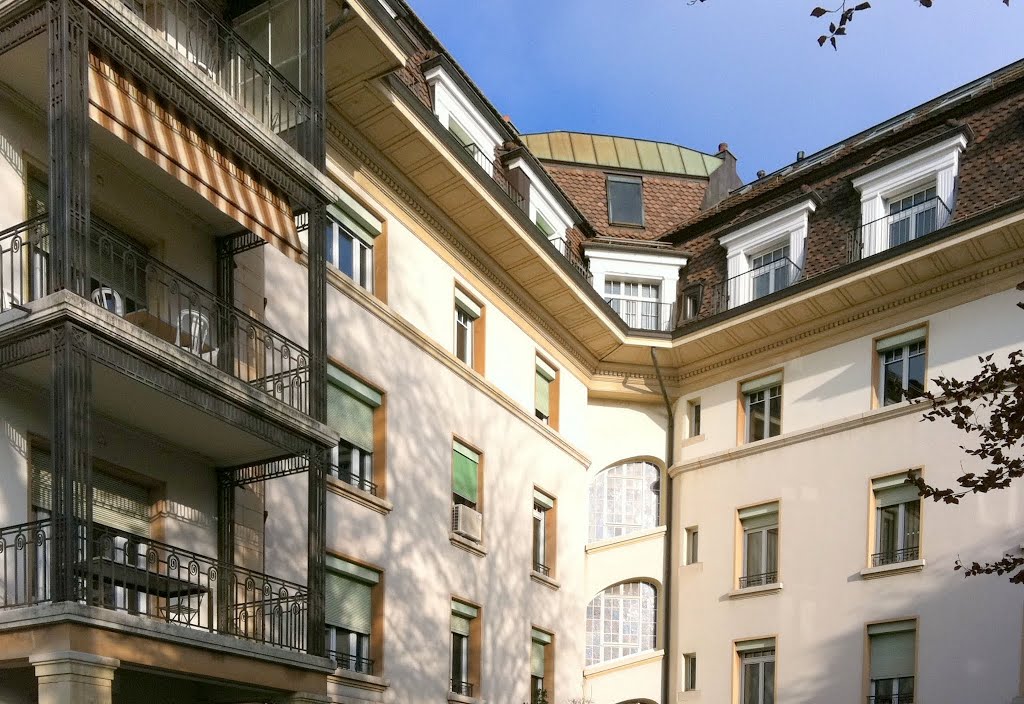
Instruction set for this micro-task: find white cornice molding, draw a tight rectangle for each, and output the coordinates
[852,134,968,195]
[423,64,504,149]
[718,198,817,249]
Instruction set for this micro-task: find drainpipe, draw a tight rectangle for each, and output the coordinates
[650,347,674,704]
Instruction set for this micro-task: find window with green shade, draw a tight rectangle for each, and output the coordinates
[326,366,383,495]
[535,357,556,425]
[531,628,552,702]
[452,441,480,509]
[325,555,380,675]
[869,621,916,701]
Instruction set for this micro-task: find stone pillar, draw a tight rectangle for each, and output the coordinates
[30,651,118,704]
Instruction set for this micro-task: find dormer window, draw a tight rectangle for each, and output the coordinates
[852,134,965,259]
[607,175,644,226]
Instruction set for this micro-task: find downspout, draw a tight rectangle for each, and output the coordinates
[651,347,674,704]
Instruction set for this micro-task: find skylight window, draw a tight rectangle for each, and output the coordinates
[607,174,644,226]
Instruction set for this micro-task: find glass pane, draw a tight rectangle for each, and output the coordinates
[763,660,775,704]
[753,271,770,300]
[907,346,926,399]
[742,662,760,704]
[878,505,898,556]
[883,357,905,405]
[748,395,766,442]
[889,217,911,247]
[766,527,779,576]
[609,179,643,225]
[903,500,921,550]
[746,530,764,578]
[768,391,782,438]
[915,205,937,238]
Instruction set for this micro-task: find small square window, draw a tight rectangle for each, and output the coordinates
[685,527,699,565]
[607,175,644,226]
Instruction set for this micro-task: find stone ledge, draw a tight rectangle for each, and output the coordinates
[727,582,783,600]
[860,559,926,580]
[326,477,394,515]
[449,532,487,558]
[530,570,560,591]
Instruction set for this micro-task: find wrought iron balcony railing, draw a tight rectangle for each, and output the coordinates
[122,0,314,156]
[867,694,914,703]
[710,257,802,314]
[604,297,675,332]
[847,196,951,263]
[0,519,308,652]
[459,140,528,212]
[738,571,778,589]
[451,680,475,697]
[549,236,592,281]
[330,651,375,675]
[533,561,550,576]
[871,546,920,567]
[0,215,310,414]
[329,465,378,496]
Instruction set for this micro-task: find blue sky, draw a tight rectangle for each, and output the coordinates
[405,0,1024,181]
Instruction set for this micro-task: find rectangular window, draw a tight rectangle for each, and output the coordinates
[685,526,699,565]
[324,556,380,675]
[688,400,702,438]
[750,244,792,300]
[452,441,483,543]
[741,373,783,443]
[535,211,556,237]
[739,503,779,588]
[604,279,661,330]
[876,328,927,407]
[737,639,776,704]
[535,356,558,427]
[531,628,553,703]
[684,652,697,691]
[455,287,484,372]
[868,621,916,702]
[683,290,701,320]
[448,116,475,149]
[872,475,921,567]
[607,174,644,226]
[326,366,383,496]
[533,490,555,576]
[887,185,938,248]
[451,600,480,696]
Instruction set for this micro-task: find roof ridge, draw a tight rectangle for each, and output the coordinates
[521,130,720,159]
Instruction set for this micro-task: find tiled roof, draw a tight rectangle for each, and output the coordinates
[521,132,722,178]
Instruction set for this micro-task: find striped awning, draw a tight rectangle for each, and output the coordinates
[87,52,302,260]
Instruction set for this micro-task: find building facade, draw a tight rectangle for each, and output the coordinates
[0,0,1021,703]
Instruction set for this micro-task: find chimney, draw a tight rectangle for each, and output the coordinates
[796,150,806,161]
[718,142,729,154]
[700,141,744,210]
[756,170,767,179]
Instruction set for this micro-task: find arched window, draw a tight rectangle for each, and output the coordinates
[585,581,657,666]
[588,460,660,542]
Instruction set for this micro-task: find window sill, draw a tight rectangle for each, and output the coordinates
[326,477,393,515]
[680,434,706,449]
[447,692,483,704]
[860,558,925,579]
[328,667,389,692]
[449,531,487,557]
[727,582,783,599]
[679,689,701,701]
[530,570,560,591]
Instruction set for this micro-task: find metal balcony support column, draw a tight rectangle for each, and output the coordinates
[306,443,326,656]
[50,324,92,603]
[304,0,325,170]
[306,203,327,423]
[216,469,235,636]
[48,0,90,297]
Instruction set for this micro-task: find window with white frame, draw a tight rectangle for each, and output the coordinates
[605,279,661,330]
[852,134,966,258]
[872,475,921,567]
[737,639,776,704]
[749,244,794,300]
[742,373,783,443]
[588,461,660,542]
[324,556,379,675]
[607,174,644,226]
[585,581,657,665]
[868,621,916,702]
[739,502,779,588]
[877,327,927,406]
[532,489,555,575]
[327,217,373,291]
[454,288,481,369]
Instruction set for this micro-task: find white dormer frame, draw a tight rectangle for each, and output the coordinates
[424,65,504,176]
[718,199,816,309]
[584,246,688,331]
[503,156,575,242]
[852,134,967,258]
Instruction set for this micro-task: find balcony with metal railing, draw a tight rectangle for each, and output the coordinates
[871,546,920,567]
[329,650,375,675]
[0,519,308,652]
[710,257,802,314]
[451,679,475,697]
[738,571,779,589]
[604,297,675,332]
[0,214,310,415]
[847,196,951,263]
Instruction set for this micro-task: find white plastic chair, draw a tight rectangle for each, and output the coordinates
[91,286,124,316]
[176,308,218,365]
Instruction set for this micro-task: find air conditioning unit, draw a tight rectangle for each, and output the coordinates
[452,504,483,543]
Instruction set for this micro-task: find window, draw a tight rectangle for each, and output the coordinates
[532,490,555,576]
[749,244,793,300]
[876,328,927,407]
[887,185,938,248]
[452,441,483,543]
[739,503,779,588]
[325,556,380,675]
[872,475,921,567]
[535,211,556,237]
[737,639,775,704]
[868,621,916,703]
[684,653,697,691]
[607,174,643,226]
[741,373,782,443]
[535,356,558,427]
[585,581,657,665]
[531,628,553,703]
[451,600,480,696]
[604,279,662,330]
[448,116,475,149]
[326,366,383,496]
[326,214,374,291]
[685,527,699,565]
[588,461,660,542]
[454,287,484,372]
[688,400,702,438]
[233,0,306,119]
